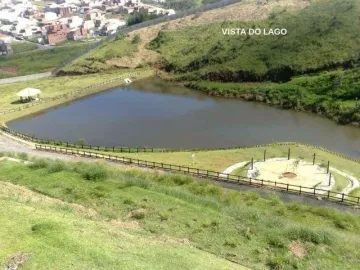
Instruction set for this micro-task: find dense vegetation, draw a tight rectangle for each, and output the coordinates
[126,12,162,26]
[149,0,360,82]
[0,154,360,269]
[186,68,360,125]
[0,44,87,78]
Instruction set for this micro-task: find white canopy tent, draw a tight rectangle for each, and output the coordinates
[17,88,41,102]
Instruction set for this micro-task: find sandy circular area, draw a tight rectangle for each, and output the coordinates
[251,158,328,188]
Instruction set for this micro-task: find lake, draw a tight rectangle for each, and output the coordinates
[8,78,360,158]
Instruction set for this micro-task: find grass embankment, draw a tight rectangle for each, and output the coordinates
[11,43,38,54]
[0,69,154,123]
[60,35,141,75]
[186,67,360,125]
[0,44,88,78]
[0,168,241,269]
[0,154,360,269]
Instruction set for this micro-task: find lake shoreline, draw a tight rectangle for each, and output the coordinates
[184,81,360,128]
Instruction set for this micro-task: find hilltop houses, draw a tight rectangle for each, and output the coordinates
[0,0,176,46]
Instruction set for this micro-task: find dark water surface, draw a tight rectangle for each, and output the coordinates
[8,78,360,158]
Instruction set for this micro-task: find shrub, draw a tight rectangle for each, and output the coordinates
[123,198,135,205]
[29,158,49,169]
[224,239,237,248]
[47,160,66,173]
[267,234,286,248]
[130,209,146,220]
[286,226,334,245]
[131,34,141,44]
[17,152,28,160]
[81,165,108,181]
[75,138,87,146]
[159,212,169,221]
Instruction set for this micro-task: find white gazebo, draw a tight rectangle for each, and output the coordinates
[17,88,41,102]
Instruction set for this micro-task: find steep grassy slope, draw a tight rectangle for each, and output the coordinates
[0,155,360,269]
[149,0,360,82]
[0,177,242,269]
[62,0,309,74]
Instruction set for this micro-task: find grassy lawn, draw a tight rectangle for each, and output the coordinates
[74,144,360,181]
[331,172,350,193]
[0,69,154,122]
[0,155,359,269]
[0,44,87,78]
[11,42,38,54]
[232,162,251,177]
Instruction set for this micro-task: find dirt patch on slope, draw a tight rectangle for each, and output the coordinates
[289,241,307,258]
[0,66,18,74]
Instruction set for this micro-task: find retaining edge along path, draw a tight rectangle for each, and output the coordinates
[0,72,52,85]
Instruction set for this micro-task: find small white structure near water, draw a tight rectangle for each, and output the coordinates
[16,88,41,102]
[124,78,132,84]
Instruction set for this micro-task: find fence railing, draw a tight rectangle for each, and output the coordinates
[1,124,360,165]
[52,0,242,74]
[0,72,140,116]
[33,144,360,207]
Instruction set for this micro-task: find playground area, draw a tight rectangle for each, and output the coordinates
[248,158,330,188]
[223,157,359,196]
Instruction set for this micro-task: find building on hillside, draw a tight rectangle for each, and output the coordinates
[44,23,70,45]
[67,26,87,40]
[0,40,13,55]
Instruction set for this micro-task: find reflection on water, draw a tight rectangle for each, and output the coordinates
[8,78,360,158]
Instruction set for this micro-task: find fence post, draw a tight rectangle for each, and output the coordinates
[341,193,345,202]
[288,148,291,160]
[327,161,330,174]
[286,184,289,191]
[328,173,332,186]
[264,150,266,162]
[313,153,316,165]
[299,186,301,194]
[328,190,330,199]
[251,158,254,170]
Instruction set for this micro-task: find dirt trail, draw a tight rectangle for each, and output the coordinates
[107,0,310,68]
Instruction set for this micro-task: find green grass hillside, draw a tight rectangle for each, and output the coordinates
[0,154,360,269]
[0,44,87,78]
[149,0,360,82]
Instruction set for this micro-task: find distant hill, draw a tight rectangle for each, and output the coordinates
[149,0,360,82]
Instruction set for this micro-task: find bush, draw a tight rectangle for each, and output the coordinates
[73,163,108,181]
[81,165,108,181]
[29,158,49,169]
[267,234,286,248]
[47,160,66,173]
[17,152,28,160]
[131,34,141,44]
[286,226,334,245]
[130,209,146,220]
